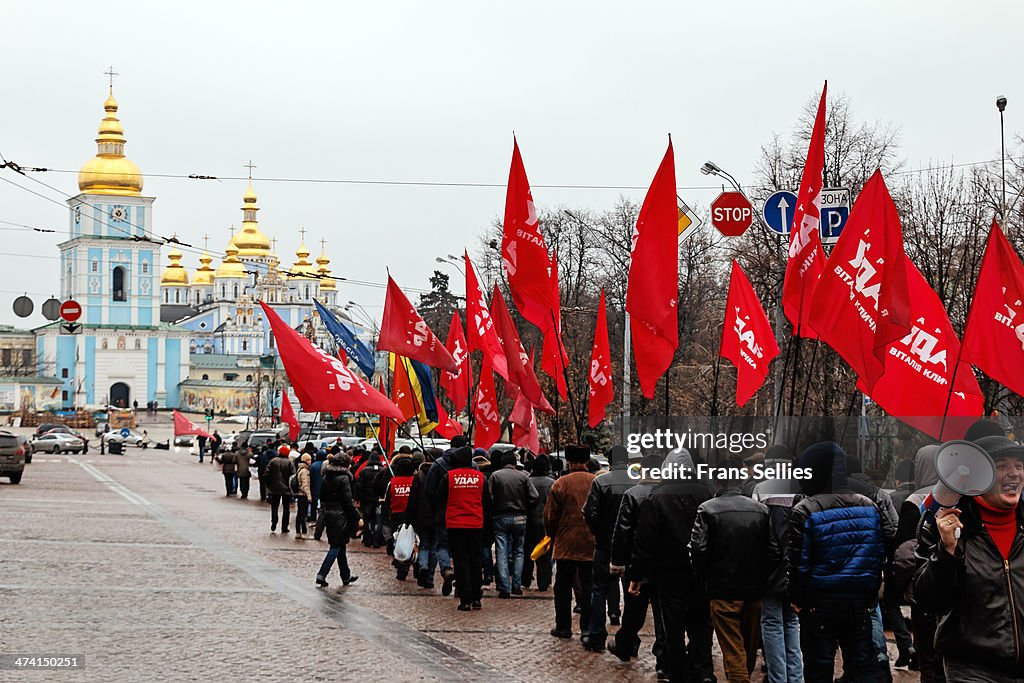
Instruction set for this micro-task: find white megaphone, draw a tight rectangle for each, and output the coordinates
[933,440,998,539]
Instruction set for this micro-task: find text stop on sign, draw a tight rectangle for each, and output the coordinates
[710,191,754,237]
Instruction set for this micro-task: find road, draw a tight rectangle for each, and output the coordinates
[1,414,919,682]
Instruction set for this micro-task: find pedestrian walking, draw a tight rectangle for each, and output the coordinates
[215,446,237,496]
[690,456,778,683]
[234,446,252,499]
[487,450,538,599]
[316,453,360,589]
[294,454,312,539]
[265,444,295,534]
[582,444,635,652]
[197,434,208,463]
[425,435,469,596]
[355,451,385,547]
[544,444,597,640]
[385,455,416,580]
[210,430,222,461]
[438,445,491,611]
[522,453,555,592]
[309,450,326,524]
[407,457,437,589]
[256,443,275,502]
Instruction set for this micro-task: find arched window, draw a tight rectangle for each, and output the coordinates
[164,291,169,303]
[245,375,253,382]
[174,290,180,304]
[304,285,310,300]
[241,340,248,351]
[112,266,126,301]
[201,374,209,381]
[134,339,141,350]
[221,285,226,299]
[232,284,239,299]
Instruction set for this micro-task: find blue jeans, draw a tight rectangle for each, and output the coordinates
[493,514,526,593]
[761,595,803,683]
[588,545,614,644]
[871,603,889,663]
[362,503,382,545]
[416,527,438,581]
[434,525,452,573]
[317,545,351,582]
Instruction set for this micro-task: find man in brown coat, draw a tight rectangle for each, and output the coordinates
[544,444,597,640]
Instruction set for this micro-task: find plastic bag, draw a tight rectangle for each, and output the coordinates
[394,524,417,562]
[530,535,552,561]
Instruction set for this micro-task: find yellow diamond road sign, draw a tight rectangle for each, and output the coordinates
[677,198,702,240]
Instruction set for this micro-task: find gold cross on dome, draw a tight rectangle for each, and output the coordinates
[244,160,257,180]
[299,227,307,243]
[202,234,210,250]
[104,66,119,89]
[319,237,327,252]
[271,237,278,252]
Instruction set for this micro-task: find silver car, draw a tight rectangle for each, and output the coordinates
[31,433,86,454]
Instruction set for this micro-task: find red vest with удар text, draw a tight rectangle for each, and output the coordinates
[445,467,484,529]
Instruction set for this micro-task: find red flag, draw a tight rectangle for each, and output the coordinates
[491,285,546,405]
[433,400,463,440]
[961,220,1024,399]
[377,377,397,456]
[336,345,348,364]
[502,136,555,333]
[173,410,211,438]
[863,259,983,440]
[720,261,781,407]
[473,364,502,449]
[439,310,471,413]
[588,290,614,427]
[280,390,300,441]
[510,389,540,452]
[541,251,569,399]
[782,82,828,339]
[808,170,912,390]
[626,139,679,399]
[391,355,417,421]
[527,346,555,415]
[464,251,509,379]
[260,301,402,419]
[378,275,457,372]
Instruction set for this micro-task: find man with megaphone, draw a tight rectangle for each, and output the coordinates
[915,434,1024,681]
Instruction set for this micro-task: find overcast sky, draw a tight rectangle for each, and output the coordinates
[1,0,1019,329]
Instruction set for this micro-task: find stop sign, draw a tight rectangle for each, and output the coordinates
[711,191,755,237]
[59,299,82,322]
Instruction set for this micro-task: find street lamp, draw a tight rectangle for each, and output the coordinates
[700,160,743,193]
[435,255,465,275]
[997,96,1008,219]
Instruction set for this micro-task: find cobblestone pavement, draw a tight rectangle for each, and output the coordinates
[0,416,920,682]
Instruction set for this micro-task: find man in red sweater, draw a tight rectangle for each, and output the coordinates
[439,445,492,611]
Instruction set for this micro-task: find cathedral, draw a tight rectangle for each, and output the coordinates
[33,86,367,414]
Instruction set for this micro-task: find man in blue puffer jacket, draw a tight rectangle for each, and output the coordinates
[787,441,896,683]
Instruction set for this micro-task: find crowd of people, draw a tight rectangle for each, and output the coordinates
[199,418,1024,683]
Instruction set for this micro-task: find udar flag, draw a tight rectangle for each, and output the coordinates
[173,410,211,438]
[491,284,545,406]
[626,138,679,398]
[439,310,471,413]
[782,81,827,339]
[540,250,569,400]
[378,275,457,372]
[720,261,780,407]
[473,364,501,449]
[588,289,614,427]
[961,220,1024,400]
[808,170,912,391]
[260,301,402,419]
[862,259,983,440]
[465,251,509,379]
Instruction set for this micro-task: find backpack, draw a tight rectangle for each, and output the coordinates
[289,473,300,495]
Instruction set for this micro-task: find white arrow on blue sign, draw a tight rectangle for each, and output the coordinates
[762,191,798,234]
[120,427,131,437]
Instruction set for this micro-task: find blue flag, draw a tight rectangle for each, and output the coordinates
[314,299,376,379]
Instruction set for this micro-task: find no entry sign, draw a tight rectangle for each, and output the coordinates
[60,299,82,322]
[711,191,754,237]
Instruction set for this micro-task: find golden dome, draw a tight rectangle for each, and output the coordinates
[78,89,144,196]
[215,241,246,279]
[160,247,190,286]
[193,250,215,286]
[288,241,318,279]
[316,246,335,290]
[234,183,271,256]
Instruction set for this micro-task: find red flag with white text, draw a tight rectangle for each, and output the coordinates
[173,410,211,439]
[378,276,457,372]
[502,137,555,333]
[863,259,983,440]
[439,310,471,413]
[259,301,402,419]
[510,389,540,452]
[588,290,614,427]
[961,220,1024,400]
[782,82,827,339]
[720,261,780,407]
[626,140,679,398]
[808,170,912,390]
[541,251,569,399]
[491,285,546,406]
[473,364,502,449]
[464,251,509,380]
[391,355,417,422]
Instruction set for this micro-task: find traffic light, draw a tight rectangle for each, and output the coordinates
[205,407,214,421]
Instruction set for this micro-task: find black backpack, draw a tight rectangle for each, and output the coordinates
[289,473,300,495]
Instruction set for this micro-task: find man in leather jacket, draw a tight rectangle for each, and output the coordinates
[915,435,1024,682]
[691,456,779,683]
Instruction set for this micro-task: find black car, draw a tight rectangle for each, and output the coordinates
[0,431,26,484]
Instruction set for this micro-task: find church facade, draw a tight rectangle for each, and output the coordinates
[32,87,368,413]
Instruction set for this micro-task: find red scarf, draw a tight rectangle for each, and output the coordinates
[976,497,1019,560]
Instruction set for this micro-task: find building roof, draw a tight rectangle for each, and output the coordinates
[160,304,199,323]
[0,375,63,385]
[180,379,256,388]
[78,89,143,196]
[188,353,282,370]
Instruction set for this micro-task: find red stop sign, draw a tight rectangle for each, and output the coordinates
[59,299,82,322]
[710,191,755,237]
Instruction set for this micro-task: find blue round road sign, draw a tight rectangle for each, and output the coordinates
[762,191,798,234]
[120,427,130,437]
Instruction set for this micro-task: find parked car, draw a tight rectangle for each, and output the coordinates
[355,436,451,453]
[246,431,281,450]
[0,431,26,483]
[297,430,362,451]
[34,422,65,438]
[174,434,195,447]
[15,434,33,464]
[103,429,148,447]
[31,432,86,454]
[38,425,90,453]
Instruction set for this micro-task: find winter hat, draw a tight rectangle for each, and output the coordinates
[300,454,312,465]
[607,445,629,468]
[500,451,518,467]
[964,418,1005,442]
[277,445,290,456]
[975,435,1024,462]
[565,444,591,464]
[798,441,845,496]
[451,435,470,449]
[532,454,551,475]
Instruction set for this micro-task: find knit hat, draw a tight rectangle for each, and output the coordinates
[565,444,591,464]
[607,445,629,468]
[964,418,1005,442]
[451,435,469,449]
[531,454,551,475]
[500,451,518,468]
[277,445,290,456]
[300,454,312,465]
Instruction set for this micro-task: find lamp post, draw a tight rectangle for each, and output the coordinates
[435,255,465,276]
[998,96,1008,220]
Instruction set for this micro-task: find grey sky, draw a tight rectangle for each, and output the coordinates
[1,0,1019,329]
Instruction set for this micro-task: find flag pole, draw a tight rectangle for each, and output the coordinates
[398,356,430,452]
[548,309,582,441]
[363,413,395,476]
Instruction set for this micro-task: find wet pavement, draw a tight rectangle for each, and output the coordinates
[0,416,921,681]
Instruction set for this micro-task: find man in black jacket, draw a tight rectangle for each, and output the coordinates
[487,450,538,598]
[265,445,295,534]
[690,456,779,683]
[581,445,635,652]
[631,449,714,683]
[425,435,469,595]
[608,452,668,676]
[355,452,385,547]
[522,454,555,591]
[915,435,1024,681]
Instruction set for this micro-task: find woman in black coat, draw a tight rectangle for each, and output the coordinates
[316,454,361,588]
